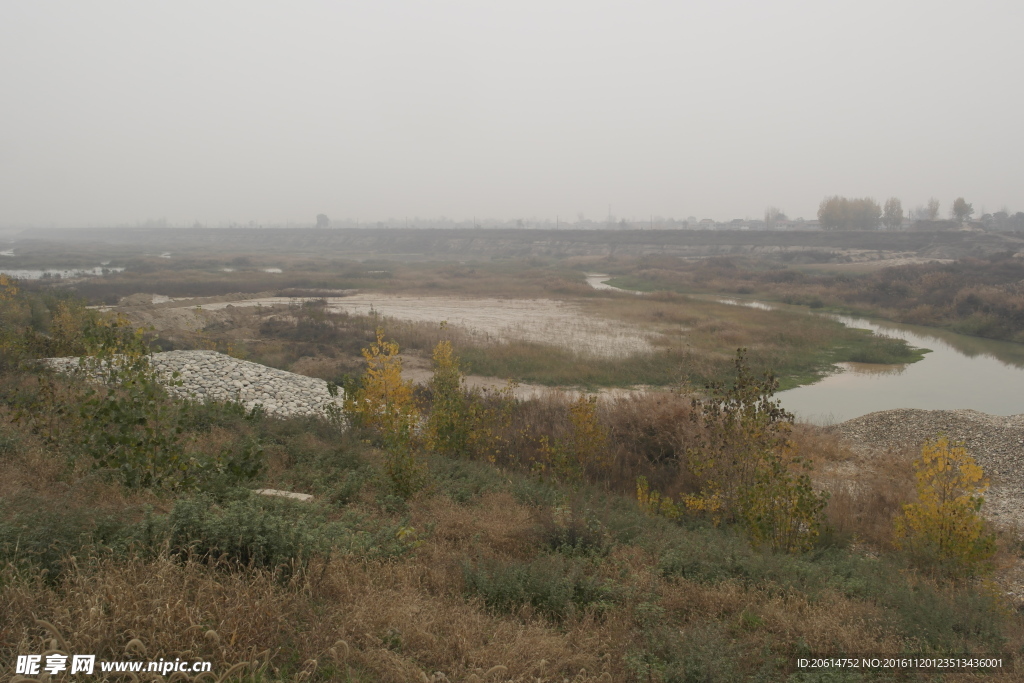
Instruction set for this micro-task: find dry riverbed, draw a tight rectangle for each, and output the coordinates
[197,294,657,358]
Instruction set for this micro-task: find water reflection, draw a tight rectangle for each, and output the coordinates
[779,312,1024,422]
[716,298,774,311]
[839,361,908,376]
[706,297,1024,421]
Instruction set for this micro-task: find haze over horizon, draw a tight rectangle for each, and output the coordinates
[2,1,1021,228]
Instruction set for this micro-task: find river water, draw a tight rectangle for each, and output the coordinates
[778,314,1024,423]
[586,274,1024,422]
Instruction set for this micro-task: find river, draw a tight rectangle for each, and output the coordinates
[586,274,1024,422]
[777,312,1024,423]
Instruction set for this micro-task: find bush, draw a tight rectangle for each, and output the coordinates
[463,554,618,622]
[656,527,1006,650]
[683,349,828,552]
[894,436,997,578]
[0,493,128,580]
[347,328,424,497]
[426,338,515,464]
[534,504,613,557]
[136,493,418,579]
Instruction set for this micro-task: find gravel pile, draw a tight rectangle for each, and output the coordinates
[45,350,345,420]
[833,409,1024,527]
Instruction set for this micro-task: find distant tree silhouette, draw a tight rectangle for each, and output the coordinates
[952,198,974,223]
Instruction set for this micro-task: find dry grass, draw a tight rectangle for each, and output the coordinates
[793,426,918,549]
[4,482,1006,683]
[2,271,1022,681]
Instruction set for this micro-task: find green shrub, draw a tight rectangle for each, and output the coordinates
[162,494,327,576]
[627,623,743,683]
[0,493,128,580]
[430,456,505,504]
[463,554,618,622]
[536,505,613,558]
[657,529,1006,650]
[129,493,418,579]
[0,428,18,457]
[327,468,372,506]
[683,349,828,552]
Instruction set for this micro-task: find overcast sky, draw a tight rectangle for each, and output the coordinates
[2,1,1021,227]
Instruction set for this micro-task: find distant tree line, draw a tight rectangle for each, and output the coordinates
[817,196,883,230]
[815,195,1019,231]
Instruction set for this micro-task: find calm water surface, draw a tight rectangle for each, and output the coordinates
[777,313,1024,422]
[591,278,1024,420]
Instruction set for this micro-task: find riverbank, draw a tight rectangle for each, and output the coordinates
[833,408,1024,529]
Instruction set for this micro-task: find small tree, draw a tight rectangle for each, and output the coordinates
[894,436,996,577]
[882,197,904,230]
[425,337,514,463]
[685,349,828,552]
[348,328,423,496]
[764,206,787,230]
[952,197,974,223]
[426,338,469,457]
[316,213,330,229]
[926,197,940,220]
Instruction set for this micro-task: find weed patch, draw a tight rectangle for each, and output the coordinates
[463,554,619,622]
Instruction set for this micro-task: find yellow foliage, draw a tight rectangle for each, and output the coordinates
[426,338,514,463]
[349,328,418,440]
[349,329,423,496]
[894,436,996,576]
[540,395,609,483]
[0,273,18,301]
[636,476,682,521]
[636,476,722,524]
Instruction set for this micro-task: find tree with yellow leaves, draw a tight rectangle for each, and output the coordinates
[349,329,416,439]
[426,337,514,463]
[894,436,996,577]
[348,328,423,496]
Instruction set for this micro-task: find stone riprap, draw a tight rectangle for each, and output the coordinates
[45,350,344,420]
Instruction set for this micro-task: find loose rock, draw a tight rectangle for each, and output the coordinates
[44,350,345,421]
[832,408,1024,528]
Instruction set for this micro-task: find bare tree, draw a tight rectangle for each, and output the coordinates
[764,206,787,230]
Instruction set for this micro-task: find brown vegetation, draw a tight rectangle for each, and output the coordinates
[2,253,1023,681]
[613,252,1024,342]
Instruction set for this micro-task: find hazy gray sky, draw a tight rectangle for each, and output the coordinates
[2,1,1021,226]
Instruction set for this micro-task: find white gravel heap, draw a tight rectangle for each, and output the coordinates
[45,350,345,420]
[833,408,1024,528]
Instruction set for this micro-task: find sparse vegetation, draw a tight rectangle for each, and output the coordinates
[607,252,1024,343]
[2,241,1023,681]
